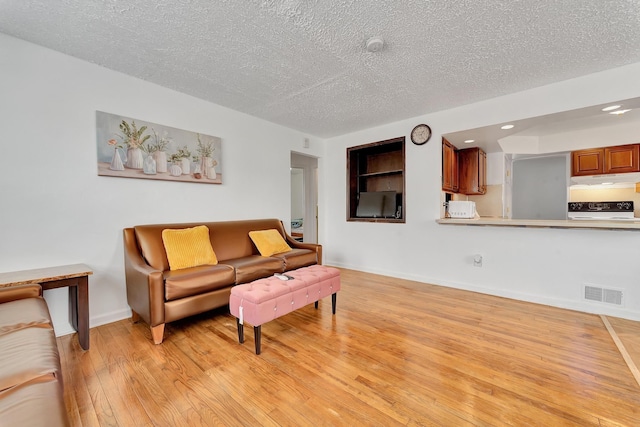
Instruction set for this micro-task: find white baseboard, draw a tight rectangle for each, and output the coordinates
[91,307,133,328]
[326,261,640,321]
[53,307,132,338]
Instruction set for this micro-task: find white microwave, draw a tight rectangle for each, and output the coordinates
[448,201,476,219]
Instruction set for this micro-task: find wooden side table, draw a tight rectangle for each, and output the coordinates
[0,263,93,350]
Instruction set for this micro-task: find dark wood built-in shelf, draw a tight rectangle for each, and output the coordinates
[347,137,406,223]
[359,169,404,178]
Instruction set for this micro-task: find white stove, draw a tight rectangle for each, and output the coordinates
[568,201,637,221]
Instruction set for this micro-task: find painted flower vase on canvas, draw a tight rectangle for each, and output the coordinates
[197,134,219,179]
[170,145,191,175]
[154,151,168,173]
[200,157,210,177]
[126,147,144,169]
[110,150,124,171]
[207,159,218,180]
[143,155,157,175]
[169,164,182,176]
[192,158,202,179]
[96,111,223,184]
[107,139,125,171]
[180,158,190,175]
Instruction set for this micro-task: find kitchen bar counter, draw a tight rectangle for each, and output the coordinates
[437,217,640,230]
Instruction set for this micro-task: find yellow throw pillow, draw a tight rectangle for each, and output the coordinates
[162,225,218,271]
[249,229,291,257]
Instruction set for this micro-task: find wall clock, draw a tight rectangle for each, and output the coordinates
[410,124,431,145]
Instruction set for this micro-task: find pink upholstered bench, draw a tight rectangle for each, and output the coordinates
[229,265,340,354]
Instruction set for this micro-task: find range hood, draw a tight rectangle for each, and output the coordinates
[570,172,640,185]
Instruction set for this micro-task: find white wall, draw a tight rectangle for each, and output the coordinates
[0,34,323,335]
[321,62,640,321]
[290,169,305,219]
[486,152,504,186]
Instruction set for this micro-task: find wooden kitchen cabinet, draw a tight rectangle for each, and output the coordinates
[458,147,486,195]
[572,148,605,176]
[604,144,640,174]
[572,144,640,176]
[442,138,459,193]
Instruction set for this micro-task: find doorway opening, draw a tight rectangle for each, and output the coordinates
[291,152,318,243]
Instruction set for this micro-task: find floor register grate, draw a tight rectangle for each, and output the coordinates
[584,285,624,306]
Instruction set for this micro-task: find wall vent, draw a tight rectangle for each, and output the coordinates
[584,285,624,306]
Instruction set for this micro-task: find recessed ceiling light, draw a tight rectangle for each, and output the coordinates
[609,109,631,115]
[464,139,475,143]
[501,124,514,130]
[601,182,614,185]
[602,105,621,112]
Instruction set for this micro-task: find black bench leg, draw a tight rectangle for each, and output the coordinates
[332,293,337,314]
[314,301,318,309]
[237,318,244,343]
[254,325,261,355]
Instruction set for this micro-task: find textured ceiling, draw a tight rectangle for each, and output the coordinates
[445,96,640,153]
[1,0,640,138]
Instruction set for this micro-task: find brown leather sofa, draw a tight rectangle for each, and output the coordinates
[0,284,69,427]
[124,218,322,344]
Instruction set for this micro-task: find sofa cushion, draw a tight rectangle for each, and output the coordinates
[0,327,61,393]
[209,219,286,261]
[272,248,317,271]
[0,298,52,336]
[0,285,42,304]
[221,255,284,284]
[163,264,235,301]
[162,225,218,271]
[249,229,291,257]
[0,377,69,427]
[135,224,177,271]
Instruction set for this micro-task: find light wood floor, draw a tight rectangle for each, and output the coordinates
[58,268,640,426]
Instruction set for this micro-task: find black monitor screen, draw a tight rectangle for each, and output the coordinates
[356,191,397,218]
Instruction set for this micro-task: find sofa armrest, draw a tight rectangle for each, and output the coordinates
[123,228,165,327]
[284,235,323,265]
[0,284,42,304]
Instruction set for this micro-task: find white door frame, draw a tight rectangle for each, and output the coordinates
[291,152,318,243]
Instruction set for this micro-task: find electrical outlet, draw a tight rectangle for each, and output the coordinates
[473,254,483,267]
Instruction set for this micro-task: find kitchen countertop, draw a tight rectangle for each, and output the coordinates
[437,217,640,230]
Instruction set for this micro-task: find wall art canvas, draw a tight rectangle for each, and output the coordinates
[96,111,222,184]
